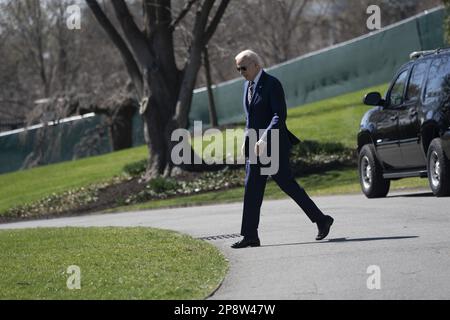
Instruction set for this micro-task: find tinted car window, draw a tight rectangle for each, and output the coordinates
[406,61,428,101]
[424,56,450,104]
[389,70,408,106]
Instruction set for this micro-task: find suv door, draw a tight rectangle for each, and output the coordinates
[397,60,429,168]
[374,69,409,168]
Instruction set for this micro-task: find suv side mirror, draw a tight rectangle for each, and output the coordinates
[363,92,385,106]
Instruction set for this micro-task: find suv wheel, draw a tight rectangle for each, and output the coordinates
[427,138,450,196]
[358,144,390,198]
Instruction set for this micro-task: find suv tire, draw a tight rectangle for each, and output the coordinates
[358,144,390,198]
[427,138,450,196]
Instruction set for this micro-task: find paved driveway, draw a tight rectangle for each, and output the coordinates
[1,190,450,299]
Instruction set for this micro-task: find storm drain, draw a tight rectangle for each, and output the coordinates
[198,233,241,241]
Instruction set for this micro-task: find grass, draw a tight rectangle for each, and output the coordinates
[0,82,430,216]
[0,227,228,299]
[286,84,388,147]
[0,146,146,214]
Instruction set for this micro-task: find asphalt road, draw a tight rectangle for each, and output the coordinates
[1,190,450,299]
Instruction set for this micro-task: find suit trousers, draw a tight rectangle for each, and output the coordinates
[241,152,325,239]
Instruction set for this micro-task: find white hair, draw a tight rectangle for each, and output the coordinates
[235,50,263,67]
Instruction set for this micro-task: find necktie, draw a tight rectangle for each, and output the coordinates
[248,81,255,105]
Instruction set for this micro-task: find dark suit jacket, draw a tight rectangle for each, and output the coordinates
[243,71,300,158]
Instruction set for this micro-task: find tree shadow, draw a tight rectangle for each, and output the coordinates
[260,235,418,248]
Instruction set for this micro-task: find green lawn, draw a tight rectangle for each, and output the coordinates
[1,82,430,216]
[0,227,228,299]
[286,84,388,147]
[0,146,146,213]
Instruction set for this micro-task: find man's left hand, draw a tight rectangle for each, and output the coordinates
[254,140,267,156]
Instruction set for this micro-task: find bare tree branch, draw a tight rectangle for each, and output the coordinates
[204,0,230,43]
[110,0,155,67]
[85,0,143,97]
[193,0,215,43]
[170,0,198,30]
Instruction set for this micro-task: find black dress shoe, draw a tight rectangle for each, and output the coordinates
[231,238,261,249]
[316,215,334,240]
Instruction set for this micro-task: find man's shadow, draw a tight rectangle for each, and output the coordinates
[260,236,419,248]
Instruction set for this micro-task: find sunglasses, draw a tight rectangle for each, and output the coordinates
[236,66,247,72]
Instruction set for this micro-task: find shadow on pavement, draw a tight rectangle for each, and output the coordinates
[388,192,434,198]
[260,235,418,248]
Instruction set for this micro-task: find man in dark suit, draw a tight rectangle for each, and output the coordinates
[232,50,334,249]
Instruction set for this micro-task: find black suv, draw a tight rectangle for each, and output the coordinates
[358,48,450,198]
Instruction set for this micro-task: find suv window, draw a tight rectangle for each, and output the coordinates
[389,70,408,106]
[424,56,450,104]
[406,61,428,101]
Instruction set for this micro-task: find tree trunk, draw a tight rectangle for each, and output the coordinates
[140,66,179,179]
[141,97,170,179]
[86,0,231,181]
[141,76,226,180]
[108,103,136,151]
